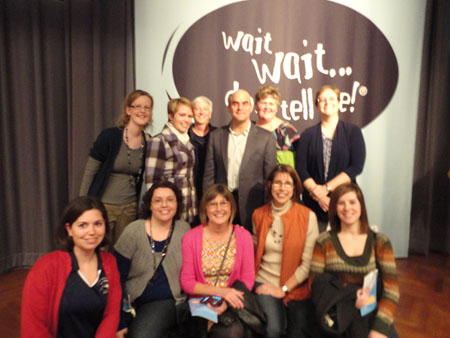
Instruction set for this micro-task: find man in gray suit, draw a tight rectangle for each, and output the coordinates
[203,89,277,232]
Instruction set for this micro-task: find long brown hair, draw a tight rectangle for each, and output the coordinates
[329,183,369,233]
[116,89,153,127]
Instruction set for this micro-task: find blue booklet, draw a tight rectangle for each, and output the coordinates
[188,298,218,323]
[360,269,378,316]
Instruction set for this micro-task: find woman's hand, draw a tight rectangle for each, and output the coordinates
[207,301,228,315]
[318,195,330,212]
[217,287,245,309]
[116,328,128,338]
[368,330,387,338]
[310,185,329,201]
[355,288,369,309]
[255,283,285,298]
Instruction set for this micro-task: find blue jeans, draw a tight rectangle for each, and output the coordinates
[128,298,177,338]
[255,290,315,338]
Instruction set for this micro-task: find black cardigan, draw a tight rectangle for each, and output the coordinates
[295,120,366,221]
[87,127,148,199]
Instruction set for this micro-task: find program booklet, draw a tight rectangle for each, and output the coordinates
[188,298,218,323]
[360,269,378,316]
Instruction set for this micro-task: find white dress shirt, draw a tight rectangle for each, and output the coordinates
[227,121,251,192]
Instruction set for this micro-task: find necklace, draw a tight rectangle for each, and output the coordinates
[149,220,173,257]
[147,220,174,283]
[270,226,283,244]
[124,127,144,188]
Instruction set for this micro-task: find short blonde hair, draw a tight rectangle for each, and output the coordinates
[255,85,280,105]
[168,97,193,116]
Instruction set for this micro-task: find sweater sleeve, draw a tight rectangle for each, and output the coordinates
[295,130,313,181]
[180,230,200,295]
[113,251,132,330]
[343,125,366,180]
[145,135,167,190]
[308,233,328,288]
[79,157,102,196]
[371,234,399,336]
[294,211,319,284]
[96,253,121,337]
[21,259,54,338]
[236,227,256,290]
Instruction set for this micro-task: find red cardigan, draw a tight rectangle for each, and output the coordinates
[21,250,121,338]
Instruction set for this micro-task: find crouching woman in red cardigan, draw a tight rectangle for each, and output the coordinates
[21,196,121,338]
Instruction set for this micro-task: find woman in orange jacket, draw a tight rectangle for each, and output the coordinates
[252,164,319,338]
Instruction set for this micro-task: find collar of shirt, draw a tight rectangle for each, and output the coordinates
[229,120,251,136]
[167,121,190,145]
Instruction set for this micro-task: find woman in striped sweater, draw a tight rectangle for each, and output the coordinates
[309,183,399,338]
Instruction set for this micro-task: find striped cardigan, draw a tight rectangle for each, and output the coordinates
[145,124,197,223]
[309,230,399,336]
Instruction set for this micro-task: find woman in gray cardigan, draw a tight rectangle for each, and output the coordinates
[114,181,190,338]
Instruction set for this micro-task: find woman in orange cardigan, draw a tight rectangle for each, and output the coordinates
[252,164,319,338]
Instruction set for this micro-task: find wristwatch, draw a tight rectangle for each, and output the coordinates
[326,184,332,193]
[281,285,288,294]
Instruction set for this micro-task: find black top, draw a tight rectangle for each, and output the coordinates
[134,238,173,305]
[188,124,216,204]
[57,252,108,338]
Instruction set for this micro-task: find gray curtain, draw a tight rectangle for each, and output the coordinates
[0,0,134,273]
[410,0,450,254]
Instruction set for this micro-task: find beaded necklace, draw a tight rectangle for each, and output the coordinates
[148,220,174,274]
[124,127,144,188]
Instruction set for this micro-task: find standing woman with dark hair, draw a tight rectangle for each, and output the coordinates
[80,90,153,244]
[114,181,190,338]
[310,183,399,338]
[295,85,366,231]
[21,196,121,337]
[145,98,197,224]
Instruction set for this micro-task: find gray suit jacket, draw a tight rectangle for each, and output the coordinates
[203,122,277,232]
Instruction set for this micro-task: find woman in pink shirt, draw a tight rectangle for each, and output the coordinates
[180,184,255,337]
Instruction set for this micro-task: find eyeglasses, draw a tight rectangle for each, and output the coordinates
[316,97,337,104]
[152,197,176,205]
[207,201,230,209]
[130,105,152,112]
[272,181,294,189]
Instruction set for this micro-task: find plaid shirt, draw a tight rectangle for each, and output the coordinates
[145,124,197,223]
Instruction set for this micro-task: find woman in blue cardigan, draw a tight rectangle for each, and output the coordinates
[79,90,152,245]
[295,85,366,231]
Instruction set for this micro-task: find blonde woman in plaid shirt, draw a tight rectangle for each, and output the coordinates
[145,98,197,224]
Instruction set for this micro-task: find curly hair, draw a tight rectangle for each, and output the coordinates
[139,181,183,221]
